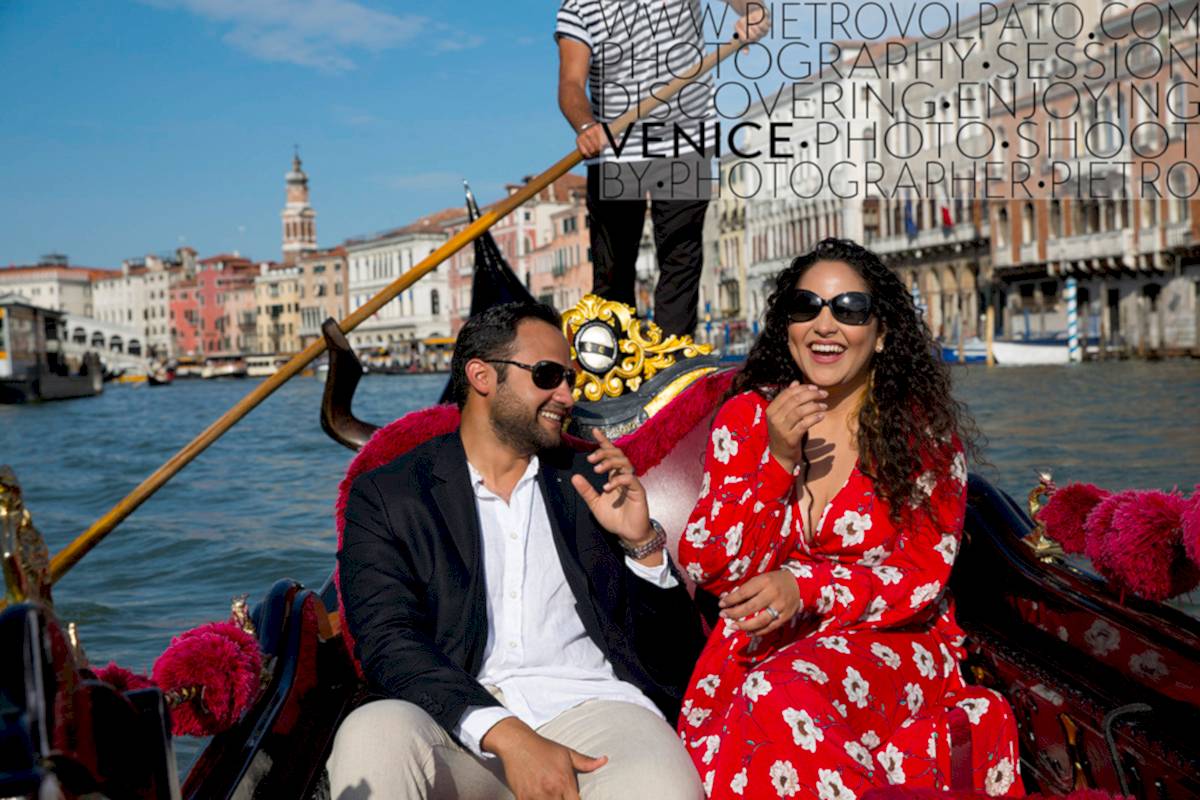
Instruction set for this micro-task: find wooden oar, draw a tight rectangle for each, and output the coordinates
[49,37,746,584]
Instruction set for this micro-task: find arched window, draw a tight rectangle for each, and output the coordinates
[109,335,123,353]
[91,331,106,347]
[128,339,142,356]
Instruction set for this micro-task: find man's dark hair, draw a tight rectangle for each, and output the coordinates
[449,301,563,409]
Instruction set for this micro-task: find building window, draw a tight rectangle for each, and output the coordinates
[431,289,440,316]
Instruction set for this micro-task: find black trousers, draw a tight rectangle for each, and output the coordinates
[586,163,710,338]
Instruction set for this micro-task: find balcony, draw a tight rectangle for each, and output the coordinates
[1045,229,1127,264]
[870,223,979,256]
[1019,241,1040,264]
[1165,221,1192,249]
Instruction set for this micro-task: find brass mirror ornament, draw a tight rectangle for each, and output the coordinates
[1,465,52,610]
[1026,470,1066,562]
[562,294,713,402]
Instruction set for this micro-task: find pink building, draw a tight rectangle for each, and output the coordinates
[170,253,256,357]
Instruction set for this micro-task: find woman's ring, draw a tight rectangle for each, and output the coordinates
[766,606,781,620]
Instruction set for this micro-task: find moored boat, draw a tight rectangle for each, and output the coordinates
[0,298,103,403]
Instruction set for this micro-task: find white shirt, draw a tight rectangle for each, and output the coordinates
[454,456,677,756]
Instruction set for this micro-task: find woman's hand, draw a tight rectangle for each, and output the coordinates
[766,382,828,473]
[719,569,803,636]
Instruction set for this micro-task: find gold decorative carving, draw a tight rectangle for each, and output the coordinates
[232,594,256,636]
[1,466,52,610]
[67,621,89,668]
[1026,471,1065,562]
[562,294,713,402]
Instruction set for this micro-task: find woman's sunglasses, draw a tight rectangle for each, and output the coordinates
[487,359,577,390]
[786,289,875,326]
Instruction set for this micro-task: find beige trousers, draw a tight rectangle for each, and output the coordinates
[326,695,703,800]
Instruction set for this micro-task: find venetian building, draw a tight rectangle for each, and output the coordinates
[282,151,317,265]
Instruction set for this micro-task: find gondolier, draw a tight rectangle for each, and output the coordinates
[556,0,769,337]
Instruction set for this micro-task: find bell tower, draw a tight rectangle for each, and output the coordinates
[281,148,317,264]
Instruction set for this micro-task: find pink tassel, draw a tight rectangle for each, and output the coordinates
[152,621,263,736]
[92,661,155,692]
[1084,491,1138,582]
[1182,488,1200,568]
[1105,490,1198,601]
[1038,482,1108,554]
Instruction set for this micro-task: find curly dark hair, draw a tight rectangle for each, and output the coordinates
[730,237,979,517]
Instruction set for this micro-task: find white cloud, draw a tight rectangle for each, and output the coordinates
[142,0,433,71]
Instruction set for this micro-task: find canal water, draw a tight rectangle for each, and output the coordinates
[1,360,1197,767]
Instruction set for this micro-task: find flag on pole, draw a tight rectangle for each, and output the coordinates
[904,200,918,238]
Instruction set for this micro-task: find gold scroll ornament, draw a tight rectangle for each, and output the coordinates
[1,466,52,610]
[562,294,712,402]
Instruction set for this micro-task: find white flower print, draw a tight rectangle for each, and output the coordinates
[711,425,738,464]
[782,707,825,752]
[699,472,710,499]
[956,696,991,725]
[728,556,751,580]
[724,523,744,556]
[792,659,829,684]
[862,596,887,623]
[816,768,856,800]
[710,500,724,520]
[833,584,855,607]
[843,666,871,708]
[844,740,874,769]
[696,673,721,697]
[1057,626,1069,642]
[704,770,714,796]
[985,757,1016,796]
[1084,619,1121,656]
[873,565,903,585]
[1129,649,1169,681]
[904,682,924,713]
[818,635,850,654]
[934,532,958,565]
[912,643,938,679]
[816,585,837,614]
[877,743,906,784]
[769,760,801,798]
[870,642,902,669]
[926,733,938,759]
[951,451,967,485]
[1031,683,1065,706]
[782,560,813,579]
[914,470,937,498]
[742,671,773,702]
[686,562,706,582]
[685,705,711,727]
[730,768,748,796]
[832,699,848,718]
[754,403,763,426]
[939,643,957,678]
[758,552,774,573]
[691,734,720,765]
[833,510,872,547]
[685,518,710,548]
[753,500,764,513]
[858,545,889,566]
[830,565,852,579]
[909,581,942,609]
[861,730,881,749]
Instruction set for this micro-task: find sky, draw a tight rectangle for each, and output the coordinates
[0,0,584,267]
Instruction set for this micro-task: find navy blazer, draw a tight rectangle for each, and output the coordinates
[338,431,706,736]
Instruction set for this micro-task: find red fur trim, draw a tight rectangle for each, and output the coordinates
[152,621,263,736]
[92,661,155,692]
[1084,490,1138,582]
[1107,490,1198,601]
[1183,487,1200,568]
[1038,482,1108,555]
[863,791,1130,800]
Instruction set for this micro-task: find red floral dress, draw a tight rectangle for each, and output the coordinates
[676,391,1024,799]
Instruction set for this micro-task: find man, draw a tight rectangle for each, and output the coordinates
[329,302,706,800]
[556,0,770,337]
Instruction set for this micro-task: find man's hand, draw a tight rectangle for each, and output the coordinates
[734,2,771,41]
[575,123,607,158]
[571,429,653,550]
[766,382,827,473]
[719,569,803,635]
[483,717,607,800]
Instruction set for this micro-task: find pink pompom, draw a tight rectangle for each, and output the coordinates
[1106,490,1198,601]
[92,661,155,692]
[1183,489,1200,567]
[1038,482,1109,554]
[1084,491,1138,581]
[152,621,263,736]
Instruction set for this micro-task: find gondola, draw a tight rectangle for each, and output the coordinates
[4,38,1198,800]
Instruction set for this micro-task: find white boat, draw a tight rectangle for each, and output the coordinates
[246,355,289,378]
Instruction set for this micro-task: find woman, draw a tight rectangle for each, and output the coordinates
[677,239,1022,797]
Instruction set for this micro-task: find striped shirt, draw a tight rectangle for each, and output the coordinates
[556,0,716,163]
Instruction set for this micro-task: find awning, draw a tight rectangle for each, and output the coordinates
[422,336,455,346]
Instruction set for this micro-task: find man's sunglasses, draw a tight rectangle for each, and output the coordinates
[786,289,875,326]
[487,359,577,390]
